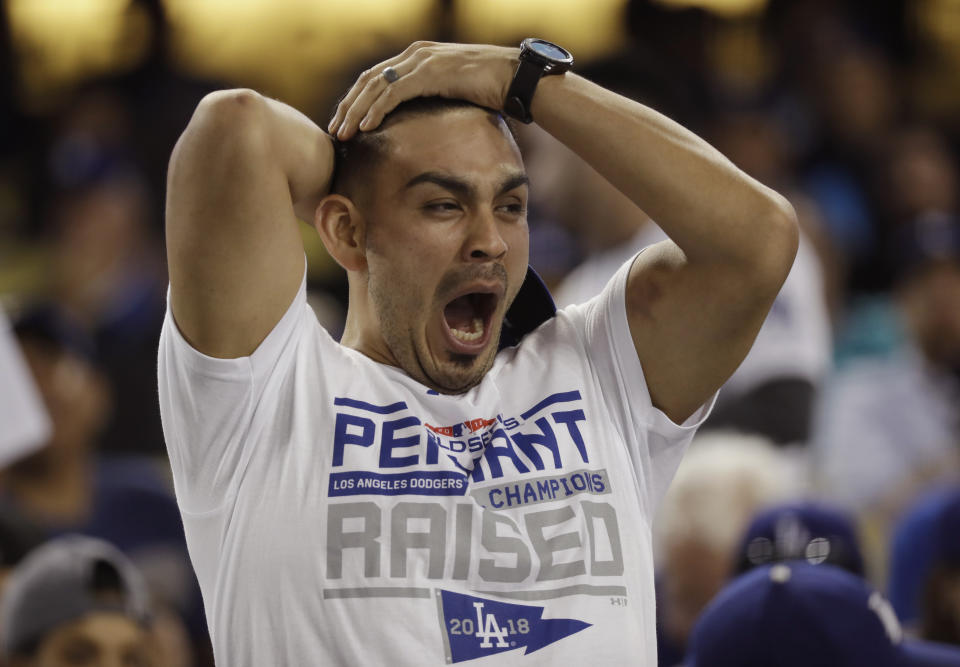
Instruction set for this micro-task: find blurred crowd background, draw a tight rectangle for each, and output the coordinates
[1,0,959,664]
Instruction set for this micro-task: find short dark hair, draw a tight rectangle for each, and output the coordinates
[329,97,515,206]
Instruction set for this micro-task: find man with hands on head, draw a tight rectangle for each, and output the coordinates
[159,40,797,666]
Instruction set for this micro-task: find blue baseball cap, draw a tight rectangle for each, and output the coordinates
[734,501,865,576]
[687,563,960,667]
[889,487,960,625]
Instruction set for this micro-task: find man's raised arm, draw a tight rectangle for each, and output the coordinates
[529,74,798,423]
[166,89,334,359]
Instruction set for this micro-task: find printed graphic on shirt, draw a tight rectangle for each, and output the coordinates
[324,390,629,599]
[328,391,592,496]
[469,469,611,509]
[436,590,590,663]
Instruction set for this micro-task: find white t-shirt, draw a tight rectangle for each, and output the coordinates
[158,258,713,666]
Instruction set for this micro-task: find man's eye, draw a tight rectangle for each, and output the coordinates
[425,201,461,212]
[498,203,526,215]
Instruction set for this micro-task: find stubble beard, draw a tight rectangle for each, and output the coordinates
[368,268,501,394]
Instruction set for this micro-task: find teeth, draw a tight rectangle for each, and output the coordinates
[451,318,485,342]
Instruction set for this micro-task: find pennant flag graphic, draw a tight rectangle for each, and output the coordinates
[437,590,591,663]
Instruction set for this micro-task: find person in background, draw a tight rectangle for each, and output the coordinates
[888,486,960,646]
[40,86,168,458]
[0,535,155,667]
[4,307,109,531]
[731,501,865,577]
[46,163,167,458]
[920,491,960,646]
[812,214,960,527]
[5,306,204,667]
[684,562,960,667]
[653,431,803,665]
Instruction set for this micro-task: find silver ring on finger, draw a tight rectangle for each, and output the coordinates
[382,66,400,84]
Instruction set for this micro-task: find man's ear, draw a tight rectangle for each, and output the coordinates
[313,194,367,272]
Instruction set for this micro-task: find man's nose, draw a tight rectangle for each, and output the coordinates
[464,210,508,261]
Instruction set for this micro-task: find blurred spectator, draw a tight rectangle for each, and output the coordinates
[0,535,154,667]
[772,16,904,291]
[888,486,960,646]
[732,501,865,577]
[5,306,207,665]
[812,215,960,519]
[685,562,960,667]
[880,128,958,230]
[920,490,960,646]
[889,487,960,630]
[653,432,803,665]
[47,159,167,457]
[5,306,109,530]
[830,125,960,365]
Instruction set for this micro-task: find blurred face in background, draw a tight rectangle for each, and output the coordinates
[15,339,109,460]
[900,260,960,372]
[13,612,153,667]
[52,178,154,328]
[819,46,896,149]
[885,128,958,222]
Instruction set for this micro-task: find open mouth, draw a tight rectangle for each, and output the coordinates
[442,292,498,347]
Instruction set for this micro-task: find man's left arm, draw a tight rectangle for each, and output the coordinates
[532,74,798,424]
[330,43,798,424]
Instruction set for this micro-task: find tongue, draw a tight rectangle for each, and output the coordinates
[444,295,475,332]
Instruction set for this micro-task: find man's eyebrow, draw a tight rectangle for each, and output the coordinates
[497,173,529,196]
[403,171,530,198]
[404,172,473,198]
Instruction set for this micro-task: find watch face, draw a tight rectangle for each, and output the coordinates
[526,39,572,64]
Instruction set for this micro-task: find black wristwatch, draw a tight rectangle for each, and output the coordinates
[503,38,574,124]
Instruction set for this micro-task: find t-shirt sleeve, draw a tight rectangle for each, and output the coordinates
[158,272,308,514]
[563,254,717,514]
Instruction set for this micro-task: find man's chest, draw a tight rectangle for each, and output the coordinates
[204,367,659,665]
[233,383,643,585]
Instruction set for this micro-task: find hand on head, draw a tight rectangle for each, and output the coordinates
[328,42,518,140]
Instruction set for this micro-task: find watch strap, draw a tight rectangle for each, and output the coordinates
[503,58,548,124]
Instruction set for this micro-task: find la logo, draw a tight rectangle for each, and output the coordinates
[473,602,510,648]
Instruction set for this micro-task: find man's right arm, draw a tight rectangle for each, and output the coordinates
[166,89,334,359]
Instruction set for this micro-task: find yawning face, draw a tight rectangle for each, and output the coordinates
[441,286,502,351]
[348,107,530,393]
